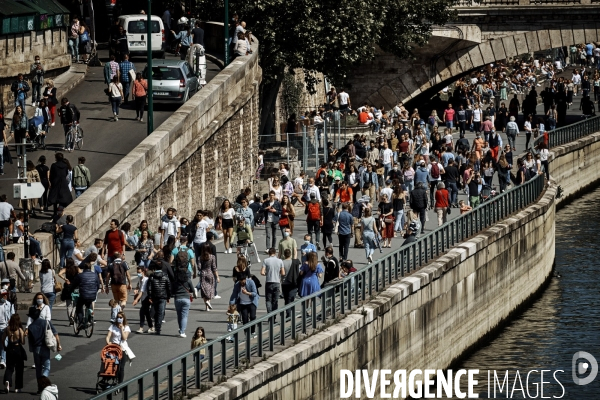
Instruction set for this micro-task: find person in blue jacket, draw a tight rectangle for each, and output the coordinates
[229,276,259,338]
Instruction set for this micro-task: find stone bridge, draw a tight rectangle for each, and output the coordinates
[348,3,600,108]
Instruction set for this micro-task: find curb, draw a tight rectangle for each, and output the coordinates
[205,53,225,70]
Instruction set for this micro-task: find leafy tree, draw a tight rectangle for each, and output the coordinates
[196,0,456,134]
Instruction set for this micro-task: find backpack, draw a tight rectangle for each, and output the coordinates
[351,202,363,218]
[431,163,440,179]
[111,261,126,285]
[428,116,436,126]
[307,202,321,221]
[175,247,189,270]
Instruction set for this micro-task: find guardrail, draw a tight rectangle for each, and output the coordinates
[533,115,600,149]
[90,173,546,400]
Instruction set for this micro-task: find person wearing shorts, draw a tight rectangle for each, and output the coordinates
[107,252,131,308]
[0,195,15,243]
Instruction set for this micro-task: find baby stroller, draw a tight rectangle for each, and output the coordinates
[480,185,497,203]
[96,344,123,393]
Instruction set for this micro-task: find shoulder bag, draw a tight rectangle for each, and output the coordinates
[53,269,62,293]
[45,320,57,352]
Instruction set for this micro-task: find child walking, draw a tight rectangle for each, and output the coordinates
[226,304,240,343]
[109,299,122,323]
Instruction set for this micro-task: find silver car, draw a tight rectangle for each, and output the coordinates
[143,60,200,104]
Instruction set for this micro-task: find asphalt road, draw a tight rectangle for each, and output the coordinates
[0,50,221,233]
[10,70,591,399]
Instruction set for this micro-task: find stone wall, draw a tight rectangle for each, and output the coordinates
[0,28,70,111]
[54,39,262,244]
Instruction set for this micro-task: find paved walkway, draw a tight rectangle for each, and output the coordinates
[13,69,588,399]
[0,50,221,233]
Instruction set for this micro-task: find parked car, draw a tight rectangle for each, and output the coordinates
[143,60,200,104]
[118,14,165,59]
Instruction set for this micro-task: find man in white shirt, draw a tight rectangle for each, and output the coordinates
[380,141,394,178]
[0,195,15,244]
[193,216,209,263]
[380,180,393,201]
[303,178,321,202]
[160,207,181,245]
[338,88,350,114]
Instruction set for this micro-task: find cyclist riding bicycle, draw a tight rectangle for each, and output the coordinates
[71,262,100,330]
[232,216,253,254]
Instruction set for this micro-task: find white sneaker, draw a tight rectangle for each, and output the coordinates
[136,327,145,334]
[179,333,187,338]
[147,327,156,333]
[214,295,221,299]
[206,301,213,310]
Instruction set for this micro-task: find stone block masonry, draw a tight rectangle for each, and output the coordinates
[0,28,70,112]
[60,40,262,245]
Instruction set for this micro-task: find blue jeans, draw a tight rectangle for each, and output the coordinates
[175,297,190,334]
[68,37,79,59]
[75,188,88,198]
[363,232,375,259]
[33,345,51,380]
[265,222,277,250]
[394,209,405,232]
[60,238,74,268]
[111,96,122,115]
[14,97,25,111]
[447,182,459,205]
[122,81,131,101]
[152,298,167,333]
[383,163,392,179]
[44,292,56,313]
[446,121,454,130]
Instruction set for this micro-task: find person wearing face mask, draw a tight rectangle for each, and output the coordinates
[106,311,132,382]
[25,293,50,331]
[300,234,317,263]
[71,262,100,330]
[277,228,297,260]
[132,267,153,333]
[0,279,16,307]
[0,290,15,369]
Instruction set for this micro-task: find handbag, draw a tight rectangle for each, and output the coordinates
[278,216,289,227]
[53,270,62,293]
[180,282,194,302]
[447,207,452,215]
[384,216,394,224]
[45,320,57,352]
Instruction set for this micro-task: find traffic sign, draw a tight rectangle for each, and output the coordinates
[14,182,45,199]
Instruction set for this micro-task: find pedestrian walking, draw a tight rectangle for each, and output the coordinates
[361,208,377,264]
[108,76,124,121]
[9,105,28,144]
[26,313,61,393]
[72,157,91,198]
[106,253,131,309]
[48,153,74,218]
[118,54,135,104]
[299,252,323,312]
[261,248,285,317]
[43,81,57,127]
[229,276,259,338]
[58,97,80,152]
[30,56,44,106]
[56,215,77,268]
[2,313,25,393]
[38,260,58,312]
[132,266,154,333]
[262,191,281,252]
[281,248,301,318]
[10,74,29,111]
[334,203,354,261]
[147,262,171,335]
[197,242,219,311]
[173,257,195,338]
[133,72,148,122]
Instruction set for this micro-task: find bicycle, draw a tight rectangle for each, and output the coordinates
[65,123,84,151]
[71,289,94,338]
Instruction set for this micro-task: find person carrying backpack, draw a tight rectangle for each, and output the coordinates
[304,193,323,250]
[171,236,195,280]
[107,253,131,309]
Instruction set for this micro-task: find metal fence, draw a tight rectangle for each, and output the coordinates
[90,172,546,400]
[261,110,365,175]
[533,115,600,149]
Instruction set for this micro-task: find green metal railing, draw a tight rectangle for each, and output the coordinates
[90,173,546,400]
[533,115,600,149]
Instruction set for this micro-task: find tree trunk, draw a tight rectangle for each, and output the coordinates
[259,68,285,138]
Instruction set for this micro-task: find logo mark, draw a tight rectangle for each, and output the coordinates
[572,351,598,385]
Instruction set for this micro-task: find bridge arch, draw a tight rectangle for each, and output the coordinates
[351,24,600,108]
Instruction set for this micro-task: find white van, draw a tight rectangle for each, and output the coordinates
[118,14,165,59]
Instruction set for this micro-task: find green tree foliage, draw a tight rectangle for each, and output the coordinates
[195,0,457,132]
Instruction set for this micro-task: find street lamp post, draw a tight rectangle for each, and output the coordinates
[147,0,154,135]
[224,0,229,66]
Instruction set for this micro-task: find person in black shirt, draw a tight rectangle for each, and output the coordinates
[191,21,205,47]
[444,159,460,207]
[466,169,481,208]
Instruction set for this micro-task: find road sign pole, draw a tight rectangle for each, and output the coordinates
[147,0,154,136]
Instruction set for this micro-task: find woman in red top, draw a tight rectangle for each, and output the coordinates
[132,72,148,122]
[434,182,450,226]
